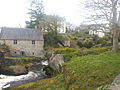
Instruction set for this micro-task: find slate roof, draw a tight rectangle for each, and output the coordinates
[0,27,44,40]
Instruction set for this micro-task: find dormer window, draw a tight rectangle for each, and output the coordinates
[14,40,17,44]
[32,40,35,44]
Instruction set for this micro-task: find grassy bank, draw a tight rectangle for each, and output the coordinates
[0,57,42,66]
[8,52,120,90]
[5,57,36,60]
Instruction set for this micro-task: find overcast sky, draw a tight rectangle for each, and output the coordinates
[0,0,86,27]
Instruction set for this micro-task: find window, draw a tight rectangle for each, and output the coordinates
[32,40,35,44]
[20,51,25,56]
[32,52,34,55]
[14,40,17,44]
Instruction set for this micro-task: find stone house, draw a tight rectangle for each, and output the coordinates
[0,27,44,57]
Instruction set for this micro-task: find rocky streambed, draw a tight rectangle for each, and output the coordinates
[0,60,48,89]
[0,54,64,89]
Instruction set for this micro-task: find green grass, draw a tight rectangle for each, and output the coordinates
[8,52,120,90]
[5,57,36,60]
[3,57,41,66]
[49,47,111,62]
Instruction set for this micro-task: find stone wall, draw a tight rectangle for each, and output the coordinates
[0,40,44,57]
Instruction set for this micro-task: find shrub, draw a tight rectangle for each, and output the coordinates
[44,31,64,48]
[83,41,94,48]
[49,47,112,62]
[93,47,112,54]
[77,41,83,48]
[77,38,94,48]
[51,48,78,54]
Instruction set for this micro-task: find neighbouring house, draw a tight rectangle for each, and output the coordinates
[57,22,66,33]
[79,23,110,37]
[0,27,44,57]
[89,29,105,37]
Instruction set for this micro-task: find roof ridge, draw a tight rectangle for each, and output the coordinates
[0,28,43,40]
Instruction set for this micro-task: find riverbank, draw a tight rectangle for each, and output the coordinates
[0,71,43,89]
[0,60,48,89]
[0,57,43,76]
[9,52,120,90]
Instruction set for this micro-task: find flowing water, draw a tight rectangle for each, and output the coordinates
[0,60,48,90]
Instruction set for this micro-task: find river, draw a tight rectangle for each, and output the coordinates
[0,60,48,90]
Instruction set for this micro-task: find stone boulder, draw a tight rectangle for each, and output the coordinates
[0,65,28,75]
[25,63,34,71]
[48,54,64,72]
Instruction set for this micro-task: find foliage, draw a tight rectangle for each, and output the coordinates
[44,31,64,48]
[77,41,83,48]
[77,36,112,48]
[26,2,65,31]
[3,57,41,65]
[41,15,65,49]
[70,30,90,37]
[9,52,120,90]
[77,47,112,56]
[70,28,112,49]
[83,39,94,48]
[49,47,111,62]
[38,15,64,32]
[85,0,120,52]
[51,48,78,54]
[50,48,79,61]
[26,0,44,28]
[5,56,36,60]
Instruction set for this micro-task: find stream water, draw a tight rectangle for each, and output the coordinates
[0,60,48,90]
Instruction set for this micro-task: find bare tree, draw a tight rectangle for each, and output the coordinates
[85,0,120,52]
[38,15,65,33]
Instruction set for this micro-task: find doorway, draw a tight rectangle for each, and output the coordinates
[20,51,25,56]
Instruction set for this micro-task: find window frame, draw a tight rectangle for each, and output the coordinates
[14,40,17,44]
[32,52,34,55]
[32,40,35,44]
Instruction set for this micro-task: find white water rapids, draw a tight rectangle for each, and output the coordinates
[0,60,48,90]
[0,71,38,89]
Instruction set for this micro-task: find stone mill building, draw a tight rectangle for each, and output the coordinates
[0,27,44,57]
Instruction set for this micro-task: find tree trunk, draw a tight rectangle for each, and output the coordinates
[112,24,119,52]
